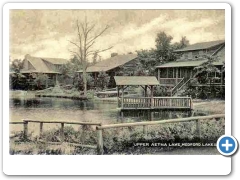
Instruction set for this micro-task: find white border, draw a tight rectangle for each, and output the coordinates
[3,3,231,175]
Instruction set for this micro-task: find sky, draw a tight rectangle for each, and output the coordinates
[9,9,225,61]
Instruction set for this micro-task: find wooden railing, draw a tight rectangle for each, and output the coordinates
[10,114,225,155]
[10,120,101,149]
[96,114,225,154]
[170,78,188,96]
[121,97,192,109]
[159,78,183,85]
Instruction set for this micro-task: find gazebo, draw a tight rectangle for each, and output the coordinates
[114,76,160,109]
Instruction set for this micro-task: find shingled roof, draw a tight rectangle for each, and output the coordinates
[174,40,225,52]
[114,76,160,86]
[78,54,137,73]
[21,55,68,74]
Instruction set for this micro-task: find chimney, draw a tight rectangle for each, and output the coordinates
[25,54,31,59]
[111,53,118,57]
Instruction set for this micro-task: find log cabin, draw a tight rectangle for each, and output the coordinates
[21,54,68,87]
[77,53,139,87]
[155,40,225,95]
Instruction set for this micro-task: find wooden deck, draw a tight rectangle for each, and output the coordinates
[119,97,193,110]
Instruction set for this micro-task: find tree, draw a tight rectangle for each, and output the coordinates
[68,18,112,96]
[155,31,175,64]
[136,49,156,75]
[136,33,190,76]
[59,55,82,85]
[33,73,48,90]
[9,59,26,89]
[10,59,23,73]
[96,72,110,90]
[193,55,220,84]
[192,55,221,98]
[173,36,190,50]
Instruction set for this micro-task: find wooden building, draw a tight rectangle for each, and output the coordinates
[114,76,192,110]
[155,40,225,95]
[21,54,68,87]
[77,54,139,87]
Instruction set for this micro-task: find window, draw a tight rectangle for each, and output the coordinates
[192,51,199,59]
[183,53,188,59]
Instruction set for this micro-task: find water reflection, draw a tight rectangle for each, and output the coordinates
[10,97,204,124]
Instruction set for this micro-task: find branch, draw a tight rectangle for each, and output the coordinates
[87,25,109,45]
[76,20,83,60]
[68,49,82,62]
[86,24,96,37]
[86,46,113,57]
[86,41,95,51]
[68,40,80,49]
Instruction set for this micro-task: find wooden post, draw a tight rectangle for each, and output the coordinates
[23,121,28,140]
[121,85,124,109]
[220,66,223,85]
[143,125,148,135]
[97,129,104,155]
[60,123,64,142]
[158,69,160,81]
[117,86,120,108]
[195,119,201,139]
[39,122,43,137]
[150,112,154,121]
[190,98,193,109]
[121,111,124,122]
[150,86,154,108]
[55,74,58,85]
[176,68,178,84]
[144,85,147,97]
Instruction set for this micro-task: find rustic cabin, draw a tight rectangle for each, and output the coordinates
[77,53,139,88]
[155,40,225,96]
[21,54,68,87]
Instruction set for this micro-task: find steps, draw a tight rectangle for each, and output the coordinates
[170,78,191,96]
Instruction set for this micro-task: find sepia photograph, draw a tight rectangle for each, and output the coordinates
[8,8,226,155]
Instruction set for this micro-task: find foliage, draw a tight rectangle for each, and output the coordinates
[10,59,24,73]
[9,59,26,89]
[136,49,157,75]
[181,86,225,99]
[155,31,176,63]
[96,72,110,90]
[193,55,220,84]
[33,73,49,90]
[136,33,189,75]
[172,36,190,50]
[73,74,94,91]
[10,117,224,155]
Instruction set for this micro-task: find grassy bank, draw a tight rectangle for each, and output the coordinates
[36,86,94,99]
[193,100,225,114]
[10,90,36,99]
[10,117,224,155]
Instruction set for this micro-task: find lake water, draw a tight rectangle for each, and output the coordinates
[9,97,202,135]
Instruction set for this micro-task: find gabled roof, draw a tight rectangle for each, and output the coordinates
[156,60,208,68]
[79,54,137,73]
[174,40,225,52]
[114,76,159,86]
[21,55,67,74]
[156,54,225,68]
[42,57,68,64]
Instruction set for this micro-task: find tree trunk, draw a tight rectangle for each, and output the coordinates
[83,66,87,96]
